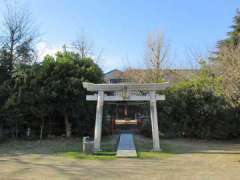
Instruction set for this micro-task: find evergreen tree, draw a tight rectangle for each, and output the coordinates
[218,9,240,48]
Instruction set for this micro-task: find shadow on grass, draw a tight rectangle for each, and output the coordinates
[1,134,240,161]
[134,135,240,159]
[0,135,119,160]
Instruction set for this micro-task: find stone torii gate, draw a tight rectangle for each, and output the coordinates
[83,82,169,152]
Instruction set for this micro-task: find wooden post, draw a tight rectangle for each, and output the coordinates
[149,91,161,151]
[94,90,104,151]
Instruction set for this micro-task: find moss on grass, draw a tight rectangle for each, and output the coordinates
[137,151,173,159]
[134,135,181,159]
[60,135,118,160]
[62,151,116,160]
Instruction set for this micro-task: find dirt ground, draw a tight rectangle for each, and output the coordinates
[1,138,240,180]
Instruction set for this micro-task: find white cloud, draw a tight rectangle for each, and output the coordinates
[36,42,126,72]
[36,42,62,61]
[100,54,126,73]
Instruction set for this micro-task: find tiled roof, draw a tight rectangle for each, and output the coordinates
[105,68,199,84]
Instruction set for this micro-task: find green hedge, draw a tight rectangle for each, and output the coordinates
[141,71,240,139]
[157,89,240,139]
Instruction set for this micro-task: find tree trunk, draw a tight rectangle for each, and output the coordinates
[15,119,18,139]
[48,115,52,137]
[40,116,45,140]
[0,125,3,140]
[9,36,14,72]
[64,112,72,138]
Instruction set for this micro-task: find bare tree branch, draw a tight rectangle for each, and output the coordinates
[0,1,39,71]
[124,31,170,84]
[144,31,169,83]
[72,31,93,59]
[214,46,240,107]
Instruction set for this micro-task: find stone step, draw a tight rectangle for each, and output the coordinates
[116,133,137,158]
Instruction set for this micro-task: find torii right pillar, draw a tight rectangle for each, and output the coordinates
[149,91,161,151]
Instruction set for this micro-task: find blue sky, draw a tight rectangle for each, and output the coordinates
[0,0,240,71]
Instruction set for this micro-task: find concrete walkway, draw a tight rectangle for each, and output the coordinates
[116,133,137,157]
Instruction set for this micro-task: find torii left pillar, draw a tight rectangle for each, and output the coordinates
[94,90,104,151]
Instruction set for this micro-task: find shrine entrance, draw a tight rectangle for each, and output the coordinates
[83,82,168,152]
[109,102,147,132]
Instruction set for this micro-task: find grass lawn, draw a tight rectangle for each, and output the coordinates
[63,151,116,160]
[60,135,119,160]
[58,134,186,160]
[0,135,119,160]
[1,135,240,179]
[0,134,180,160]
[134,135,183,159]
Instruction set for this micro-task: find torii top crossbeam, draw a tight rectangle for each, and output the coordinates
[82,82,169,92]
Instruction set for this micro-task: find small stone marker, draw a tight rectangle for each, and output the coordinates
[116,133,137,158]
[83,136,94,154]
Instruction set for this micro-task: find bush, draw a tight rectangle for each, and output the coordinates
[140,64,240,140]
[156,77,240,139]
[140,120,152,138]
[0,52,104,139]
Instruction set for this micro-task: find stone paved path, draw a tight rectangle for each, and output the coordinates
[116,133,137,157]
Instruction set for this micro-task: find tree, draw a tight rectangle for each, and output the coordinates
[1,64,31,138]
[213,46,240,107]
[0,3,39,136]
[25,64,51,139]
[1,50,103,139]
[72,31,103,64]
[126,31,169,83]
[213,10,240,107]
[144,31,169,83]
[218,9,240,48]
[0,2,38,78]
[41,51,103,137]
[72,32,93,59]
[0,49,10,84]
